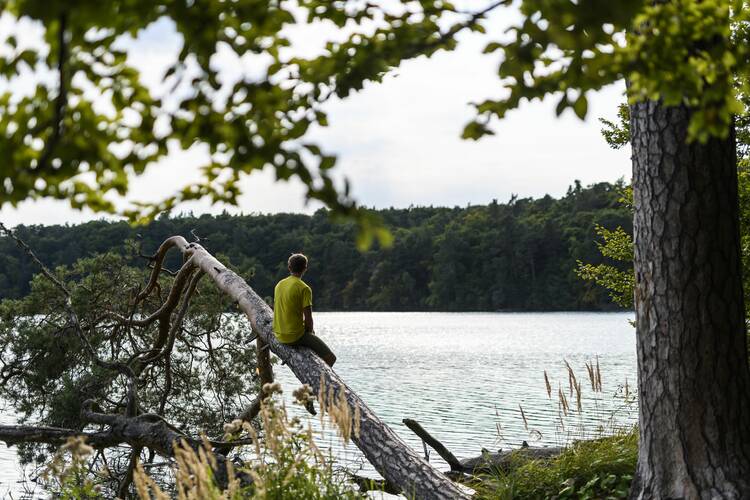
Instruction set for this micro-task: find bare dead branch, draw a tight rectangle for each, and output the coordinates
[117,446,142,499]
[402,418,463,471]
[140,269,204,365]
[134,236,188,304]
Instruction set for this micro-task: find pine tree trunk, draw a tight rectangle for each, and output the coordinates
[167,237,468,500]
[629,100,750,499]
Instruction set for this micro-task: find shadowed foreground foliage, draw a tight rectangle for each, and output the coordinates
[473,431,638,500]
[0,246,259,495]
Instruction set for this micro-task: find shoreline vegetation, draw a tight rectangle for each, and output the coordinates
[40,386,639,499]
[0,181,639,497]
[0,226,637,498]
[0,180,631,312]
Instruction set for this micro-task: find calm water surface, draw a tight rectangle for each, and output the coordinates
[0,311,637,496]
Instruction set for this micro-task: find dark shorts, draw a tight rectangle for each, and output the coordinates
[288,332,335,361]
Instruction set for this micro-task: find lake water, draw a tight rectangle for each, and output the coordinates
[0,311,637,497]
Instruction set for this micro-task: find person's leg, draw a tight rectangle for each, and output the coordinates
[292,333,336,367]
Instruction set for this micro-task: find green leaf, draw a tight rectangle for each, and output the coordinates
[462,121,494,140]
[320,156,336,170]
[483,42,503,54]
[555,96,569,116]
[573,95,588,119]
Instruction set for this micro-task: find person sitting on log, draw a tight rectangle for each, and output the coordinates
[273,253,337,367]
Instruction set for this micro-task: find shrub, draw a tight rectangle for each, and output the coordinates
[474,430,637,500]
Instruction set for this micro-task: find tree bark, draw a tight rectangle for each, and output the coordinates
[0,425,120,448]
[170,237,468,500]
[630,100,750,499]
[0,416,251,488]
[235,333,274,423]
[256,335,274,388]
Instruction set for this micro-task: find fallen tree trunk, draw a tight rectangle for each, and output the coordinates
[0,425,119,448]
[79,403,251,487]
[0,412,252,488]
[169,236,468,500]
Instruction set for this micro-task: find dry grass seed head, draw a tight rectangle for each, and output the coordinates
[316,380,358,445]
[519,404,529,431]
[133,459,170,500]
[42,436,95,484]
[564,359,578,398]
[292,384,314,405]
[585,360,596,391]
[325,386,353,444]
[222,419,244,440]
[558,384,569,417]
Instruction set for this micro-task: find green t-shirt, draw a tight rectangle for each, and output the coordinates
[273,275,312,343]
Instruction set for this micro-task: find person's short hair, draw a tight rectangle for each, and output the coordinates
[288,253,308,274]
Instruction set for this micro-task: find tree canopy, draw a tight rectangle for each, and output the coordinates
[3,1,745,239]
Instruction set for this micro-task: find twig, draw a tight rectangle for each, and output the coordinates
[117,446,142,499]
[36,13,69,172]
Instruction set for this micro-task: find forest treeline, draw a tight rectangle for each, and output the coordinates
[0,180,631,311]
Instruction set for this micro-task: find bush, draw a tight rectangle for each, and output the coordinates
[474,430,637,500]
[132,384,367,500]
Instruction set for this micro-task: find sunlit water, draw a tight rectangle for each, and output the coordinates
[0,312,637,497]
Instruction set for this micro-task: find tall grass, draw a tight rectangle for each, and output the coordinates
[478,358,639,499]
[132,383,367,500]
[509,358,637,449]
[42,436,101,499]
[46,361,638,499]
[473,430,637,500]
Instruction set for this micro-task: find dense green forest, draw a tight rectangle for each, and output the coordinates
[0,180,631,311]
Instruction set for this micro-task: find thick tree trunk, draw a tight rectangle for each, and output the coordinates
[169,237,467,500]
[630,101,750,499]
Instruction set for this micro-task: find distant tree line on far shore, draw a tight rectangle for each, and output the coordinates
[0,180,632,311]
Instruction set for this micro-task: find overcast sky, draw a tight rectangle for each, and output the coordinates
[1,5,631,228]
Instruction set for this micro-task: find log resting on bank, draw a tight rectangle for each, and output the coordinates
[166,236,468,500]
[403,417,563,475]
[458,447,562,473]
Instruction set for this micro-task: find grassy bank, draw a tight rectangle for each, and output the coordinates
[473,430,637,499]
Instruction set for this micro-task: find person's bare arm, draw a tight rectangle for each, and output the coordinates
[303,305,314,333]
